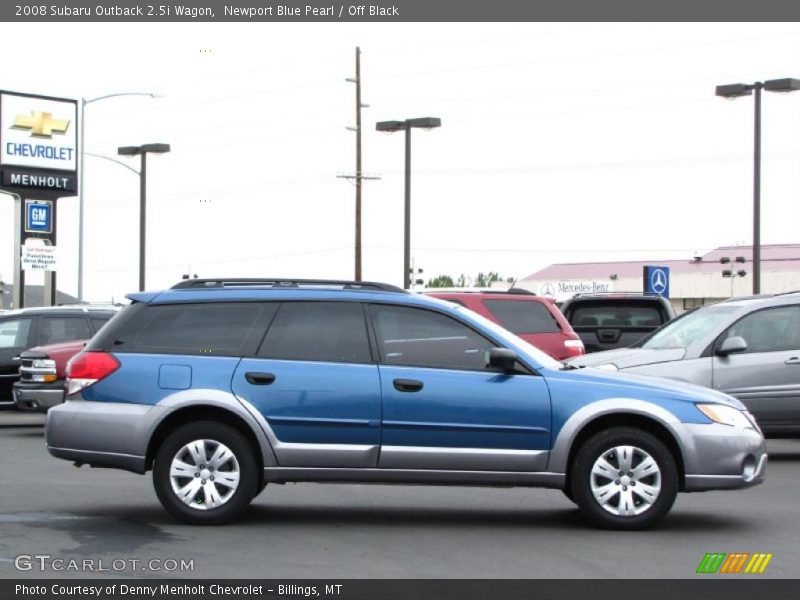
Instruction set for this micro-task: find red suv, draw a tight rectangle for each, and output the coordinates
[425,289,584,360]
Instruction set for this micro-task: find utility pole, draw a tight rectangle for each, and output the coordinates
[340,46,379,281]
[355,47,363,281]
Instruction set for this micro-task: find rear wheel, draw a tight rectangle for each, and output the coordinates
[153,421,258,524]
[570,427,678,530]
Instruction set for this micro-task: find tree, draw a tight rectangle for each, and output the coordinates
[426,275,455,288]
[474,272,503,287]
[426,272,509,288]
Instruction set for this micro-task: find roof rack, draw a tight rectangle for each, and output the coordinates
[170,278,407,293]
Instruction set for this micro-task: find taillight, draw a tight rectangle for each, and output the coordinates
[564,339,585,357]
[65,351,120,397]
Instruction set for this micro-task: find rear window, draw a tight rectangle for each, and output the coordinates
[568,302,664,328]
[482,299,561,334]
[115,302,274,356]
[39,316,92,345]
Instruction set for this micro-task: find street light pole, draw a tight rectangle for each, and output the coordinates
[376,117,441,289]
[139,151,147,293]
[118,143,171,292]
[404,123,411,290]
[752,83,762,294]
[78,92,159,302]
[716,77,800,295]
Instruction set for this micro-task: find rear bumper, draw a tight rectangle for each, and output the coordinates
[13,382,65,412]
[46,399,168,474]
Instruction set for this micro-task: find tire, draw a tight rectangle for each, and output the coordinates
[153,421,258,525]
[562,488,576,504]
[570,427,678,530]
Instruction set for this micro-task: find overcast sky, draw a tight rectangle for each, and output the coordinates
[1,22,800,301]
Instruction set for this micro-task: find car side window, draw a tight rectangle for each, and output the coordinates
[39,317,92,346]
[122,302,274,356]
[90,317,111,333]
[371,304,496,371]
[718,306,800,354]
[257,302,372,364]
[0,318,33,349]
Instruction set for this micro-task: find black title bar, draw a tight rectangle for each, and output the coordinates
[3,0,800,22]
[2,579,798,600]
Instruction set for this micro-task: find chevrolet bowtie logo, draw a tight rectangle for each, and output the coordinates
[12,111,70,138]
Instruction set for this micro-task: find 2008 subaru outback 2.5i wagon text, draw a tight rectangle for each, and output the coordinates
[46,278,766,529]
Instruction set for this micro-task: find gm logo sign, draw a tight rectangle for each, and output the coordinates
[696,552,773,574]
[24,200,52,234]
[643,265,670,299]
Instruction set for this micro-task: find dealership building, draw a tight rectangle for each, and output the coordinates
[517,244,800,313]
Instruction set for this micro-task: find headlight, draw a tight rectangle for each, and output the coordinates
[593,363,618,372]
[32,359,56,370]
[696,404,753,429]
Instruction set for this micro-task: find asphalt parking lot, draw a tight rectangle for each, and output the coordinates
[0,410,798,579]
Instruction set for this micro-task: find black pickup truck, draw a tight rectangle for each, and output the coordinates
[559,293,676,353]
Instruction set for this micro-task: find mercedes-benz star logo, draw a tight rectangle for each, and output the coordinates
[540,283,557,297]
[650,269,668,295]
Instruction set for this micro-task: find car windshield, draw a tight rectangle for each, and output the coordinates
[635,304,740,350]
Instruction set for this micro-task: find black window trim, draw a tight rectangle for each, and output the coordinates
[367,301,537,376]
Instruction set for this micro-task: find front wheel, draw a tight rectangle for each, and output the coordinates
[570,427,678,530]
[153,421,258,524]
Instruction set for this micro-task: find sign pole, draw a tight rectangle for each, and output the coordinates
[12,195,24,309]
[42,201,58,306]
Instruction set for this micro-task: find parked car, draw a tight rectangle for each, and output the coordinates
[559,293,676,353]
[567,292,800,437]
[425,289,584,360]
[13,339,87,412]
[46,278,765,529]
[0,306,117,407]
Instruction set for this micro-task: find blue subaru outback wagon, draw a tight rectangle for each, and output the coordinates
[45,279,766,529]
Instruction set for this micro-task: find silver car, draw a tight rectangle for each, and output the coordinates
[568,293,800,437]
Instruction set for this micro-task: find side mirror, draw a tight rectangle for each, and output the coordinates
[716,336,748,356]
[488,348,517,372]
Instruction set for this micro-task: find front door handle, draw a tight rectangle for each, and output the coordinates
[245,372,276,385]
[393,378,423,392]
[785,357,800,365]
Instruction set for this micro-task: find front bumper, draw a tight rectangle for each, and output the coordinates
[13,381,65,412]
[681,422,767,491]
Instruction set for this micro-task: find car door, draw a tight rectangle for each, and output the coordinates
[369,304,552,472]
[232,301,382,468]
[0,316,35,402]
[712,304,800,431]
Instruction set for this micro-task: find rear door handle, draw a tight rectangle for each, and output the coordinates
[785,357,800,365]
[245,372,276,385]
[393,378,423,392]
